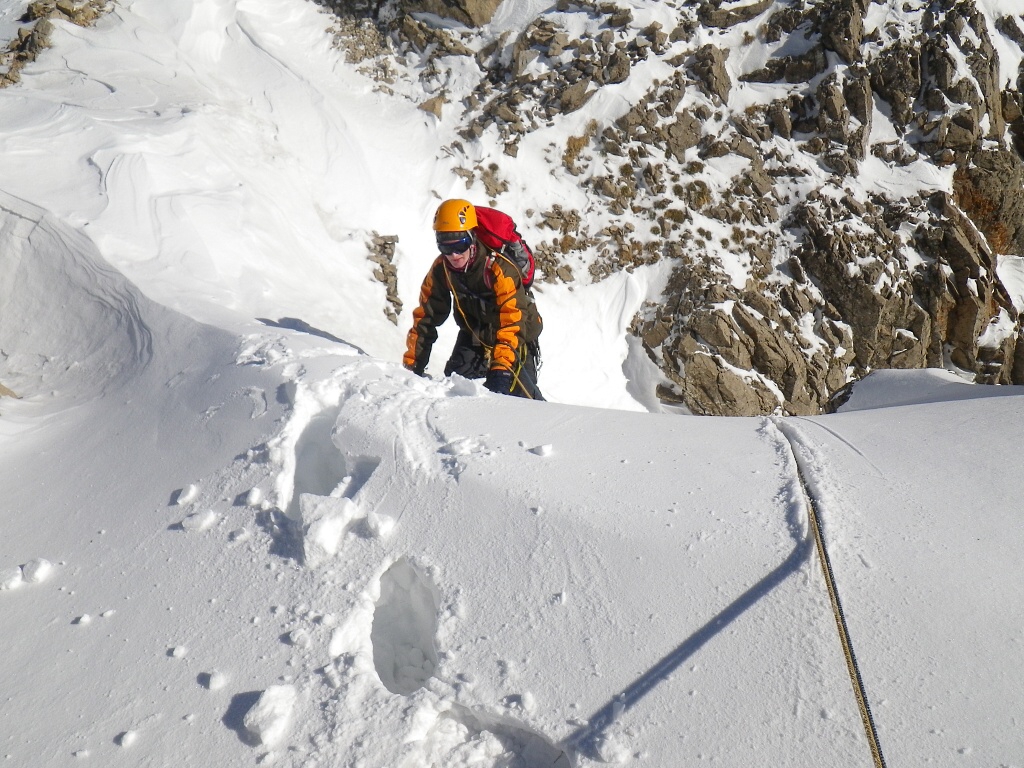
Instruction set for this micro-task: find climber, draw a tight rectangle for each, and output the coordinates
[403,198,544,400]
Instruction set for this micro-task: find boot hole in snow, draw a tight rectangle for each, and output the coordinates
[370,557,440,695]
[287,408,346,518]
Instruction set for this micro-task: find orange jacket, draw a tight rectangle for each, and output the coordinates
[404,246,542,375]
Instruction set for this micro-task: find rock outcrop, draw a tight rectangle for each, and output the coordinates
[403,0,501,27]
[1,1,109,86]
[329,0,1024,415]
[368,233,403,325]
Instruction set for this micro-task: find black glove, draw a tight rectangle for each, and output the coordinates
[484,368,513,395]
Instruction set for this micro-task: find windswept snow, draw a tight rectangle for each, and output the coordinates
[2,1,1024,767]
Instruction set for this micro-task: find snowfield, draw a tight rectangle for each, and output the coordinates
[1,1,1023,766]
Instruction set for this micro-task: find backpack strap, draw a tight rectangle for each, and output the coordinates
[482,251,498,291]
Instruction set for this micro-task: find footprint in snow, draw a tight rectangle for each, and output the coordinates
[245,387,268,418]
[285,404,349,520]
[439,437,493,478]
[370,558,440,695]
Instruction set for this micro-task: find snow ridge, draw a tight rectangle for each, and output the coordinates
[0,191,154,404]
[3,1,1024,766]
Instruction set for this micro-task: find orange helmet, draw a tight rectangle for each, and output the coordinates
[433,199,477,232]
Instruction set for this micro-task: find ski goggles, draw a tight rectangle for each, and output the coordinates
[437,233,474,256]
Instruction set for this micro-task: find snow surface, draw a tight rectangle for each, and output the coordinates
[1,1,1024,766]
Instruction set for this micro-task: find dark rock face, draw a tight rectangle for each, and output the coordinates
[793,196,932,373]
[399,0,502,27]
[322,0,501,27]
[699,0,773,29]
[330,0,1024,415]
[821,0,866,65]
[691,45,731,104]
[663,0,1024,411]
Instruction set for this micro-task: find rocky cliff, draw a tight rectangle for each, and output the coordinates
[325,0,1024,413]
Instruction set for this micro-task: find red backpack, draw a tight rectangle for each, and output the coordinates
[475,207,536,289]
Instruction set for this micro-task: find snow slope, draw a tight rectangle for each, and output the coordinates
[2,1,1024,766]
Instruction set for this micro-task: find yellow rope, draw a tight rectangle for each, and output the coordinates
[773,418,886,767]
[443,260,492,354]
[511,349,533,399]
[804,479,887,768]
[442,259,534,399]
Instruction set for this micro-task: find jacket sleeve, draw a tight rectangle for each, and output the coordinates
[404,258,451,374]
[488,258,527,373]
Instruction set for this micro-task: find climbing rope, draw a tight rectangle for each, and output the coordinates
[443,260,535,399]
[783,424,888,768]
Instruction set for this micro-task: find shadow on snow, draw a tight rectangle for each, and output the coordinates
[564,534,812,761]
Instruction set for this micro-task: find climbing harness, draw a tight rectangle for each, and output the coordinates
[442,261,536,400]
[443,260,494,356]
